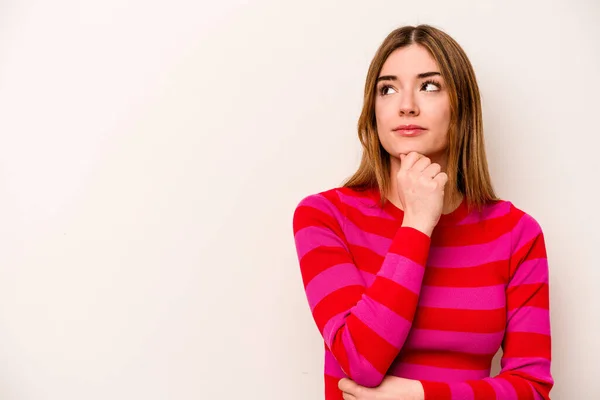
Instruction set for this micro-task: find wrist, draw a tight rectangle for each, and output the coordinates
[401,218,434,237]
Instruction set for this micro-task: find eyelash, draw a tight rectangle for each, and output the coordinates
[378,79,442,96]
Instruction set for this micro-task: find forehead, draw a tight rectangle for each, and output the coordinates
[380,44,440,77]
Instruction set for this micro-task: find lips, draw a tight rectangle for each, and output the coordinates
[393,124,425,131]
[393,124,426,137]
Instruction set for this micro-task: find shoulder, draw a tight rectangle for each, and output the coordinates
[478,198,543,231]
[293,186,373,213]
[505,200,544,233]
[292,186,372,231]
[294,187,342,208]
[501,200,545,257]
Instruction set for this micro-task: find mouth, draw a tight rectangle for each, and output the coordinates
[393,125,426,137]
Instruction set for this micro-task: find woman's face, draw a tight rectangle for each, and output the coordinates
[375,44,451,163]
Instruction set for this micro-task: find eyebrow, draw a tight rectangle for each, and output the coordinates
[376,71,441,82]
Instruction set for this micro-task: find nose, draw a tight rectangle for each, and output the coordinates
[398,92,419,116]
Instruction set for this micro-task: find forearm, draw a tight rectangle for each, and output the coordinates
[322,227,431,387]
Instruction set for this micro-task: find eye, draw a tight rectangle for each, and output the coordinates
[421,79,441,92]
[378,84,397,96]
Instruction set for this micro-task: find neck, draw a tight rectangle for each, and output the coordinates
[387,154,463,215]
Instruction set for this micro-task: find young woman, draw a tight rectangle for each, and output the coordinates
[292,25,553,400]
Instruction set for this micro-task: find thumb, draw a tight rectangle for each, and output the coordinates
[399,154,405,160]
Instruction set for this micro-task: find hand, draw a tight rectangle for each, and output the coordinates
[397,151,447,236]
[338,375,424,400]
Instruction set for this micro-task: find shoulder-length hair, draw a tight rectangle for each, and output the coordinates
[342,24,498,213]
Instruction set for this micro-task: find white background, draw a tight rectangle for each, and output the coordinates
[0,0,598,399]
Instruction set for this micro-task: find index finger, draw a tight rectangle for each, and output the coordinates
[399,151,424,170]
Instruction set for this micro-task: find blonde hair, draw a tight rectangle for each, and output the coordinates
[343,24,498,212]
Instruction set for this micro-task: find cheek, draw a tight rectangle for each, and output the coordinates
[374,101,394,127]
[423,99,451,129]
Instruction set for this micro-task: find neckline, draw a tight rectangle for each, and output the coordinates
[367,187,470,226]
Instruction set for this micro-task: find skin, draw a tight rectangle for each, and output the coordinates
[338,43,465,400]
[375,44,463,226]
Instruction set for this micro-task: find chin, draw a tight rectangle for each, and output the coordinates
[394,147,432,157]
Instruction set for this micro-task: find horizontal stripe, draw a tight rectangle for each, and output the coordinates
[501,357,553,383]
[413,307,506,333]
[389,362,489,382]
[379,253,425,294]
[347,244,386,275]
[388,227,432,265]
[295,225,348,260]
[324,349,345,378]
[353,299,411,349]
[297,193,346,225]
[300,245,353,287]
[488,377,518,400]
[507,306,550,335]
[343,203,403,239]
[466,380,496,399]
[344,220,431,264]
[367,277,420,322]
[428,212,543,269]
[500,374,537,400]
[305,263,364,311]
[502,332,551,359]
[418,285,506,310]
[324,374,344,400]
[421,381,452,398]
[459,200,511,225]
[313,285,363,334]
[511,213,542,256]
[423,262,508,287]
[330,333,350,377]
[508,258,548,287]
[293,196,346,241]
[337,189,395,219]
[509,233,546,275]
[430,204,521,247]
[427,230,511,268]
[404,329,504,355]
[507,283,549,311]
[398,349,493,370]
[360,270,376,286]
[322,311,348,349]
[343,219,393,257]
[342,319,386,385]
[450,382,475,400]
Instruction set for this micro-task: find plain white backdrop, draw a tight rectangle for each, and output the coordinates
[0,0,598,399]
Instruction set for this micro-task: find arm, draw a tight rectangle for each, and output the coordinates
[419,213,554,399]
[293,192,430,388]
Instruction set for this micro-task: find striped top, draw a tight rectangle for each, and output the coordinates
[292,186,553,400]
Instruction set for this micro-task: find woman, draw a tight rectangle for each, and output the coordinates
[292,25,553,400]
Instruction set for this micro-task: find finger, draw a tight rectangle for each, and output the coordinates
[411,154,432,173]
[342,393,357,400]
[399,151,423,171]
[338,378,359,394]
[421,162,441,179]
[433,172,449,186]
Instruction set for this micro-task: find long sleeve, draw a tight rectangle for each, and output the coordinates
[293,192,430,387]
[420,213,554,399]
